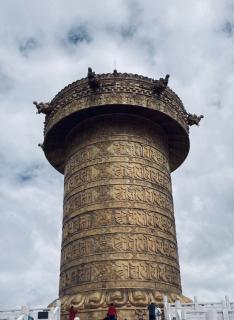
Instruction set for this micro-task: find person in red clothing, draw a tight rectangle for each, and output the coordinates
[68,306,77,320]
[107,303,117,320]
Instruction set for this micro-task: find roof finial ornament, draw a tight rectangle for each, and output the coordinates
[153,74,170,96]
[186,113,204,126]
[113,60,118,75]
[87,67,100,90]
[33,101,52,115]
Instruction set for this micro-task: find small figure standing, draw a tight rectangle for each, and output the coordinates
[68,306,77,320]
[107,303,117,320]
[147,301,158,320]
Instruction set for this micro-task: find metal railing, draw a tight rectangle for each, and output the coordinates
[164,296,234,320]
[0,303,60,320]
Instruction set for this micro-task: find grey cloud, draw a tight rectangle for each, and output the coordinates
[66,26,91,45]
[0,0,234,309]
[120,1,142,39]
[19,38,39,57]
[222,21,234,36]
[211,100,222,109]
[0,67,14,94]
[121,24,138,39]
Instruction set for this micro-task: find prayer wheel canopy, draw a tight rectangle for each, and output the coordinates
[41,72,190,173]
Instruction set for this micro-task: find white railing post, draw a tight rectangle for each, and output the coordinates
[175,300,182,320]
[223,309,229,320]
[181,309,186,320]
[206,309,217,320]
[225,296,230,309]
[49,300,61,320]
[16,306,29,320]
[164,296,168,307]
[164,296,170,320]
[21,306,29,316]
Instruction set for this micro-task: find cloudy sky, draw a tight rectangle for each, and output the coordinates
[0,0,234,309]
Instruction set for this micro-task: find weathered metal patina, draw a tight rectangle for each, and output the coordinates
[36,70,202,320]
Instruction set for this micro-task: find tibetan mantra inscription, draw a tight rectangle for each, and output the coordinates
[59,115,184,316]
[38,72,194,319]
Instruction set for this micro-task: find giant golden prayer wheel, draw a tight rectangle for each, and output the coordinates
[36,70,201,320]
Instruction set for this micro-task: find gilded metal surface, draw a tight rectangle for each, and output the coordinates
[38,72,192,319]
[60,290,191,320]
[58,115,182,319]
[42,73,190,174]
[46,73,187,134]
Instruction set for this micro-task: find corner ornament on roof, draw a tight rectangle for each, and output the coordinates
[33,101,52,115]
[87,67,101,90]
[186,113,204,126]
[33,70,204,130]
[153,74,170,96]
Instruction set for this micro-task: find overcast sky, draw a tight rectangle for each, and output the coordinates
[0,0,234,309]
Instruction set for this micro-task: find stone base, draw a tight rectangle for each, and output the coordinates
[58,289,191,320]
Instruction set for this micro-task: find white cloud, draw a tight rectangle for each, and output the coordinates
[0,0,234,308]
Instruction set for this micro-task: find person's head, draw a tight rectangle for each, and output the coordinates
[110,303,114,306]
[70,306,74,310]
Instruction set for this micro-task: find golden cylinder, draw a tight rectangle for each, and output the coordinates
[60,114,182,319]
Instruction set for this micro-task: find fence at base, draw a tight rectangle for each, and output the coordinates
[164,296,234,320]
